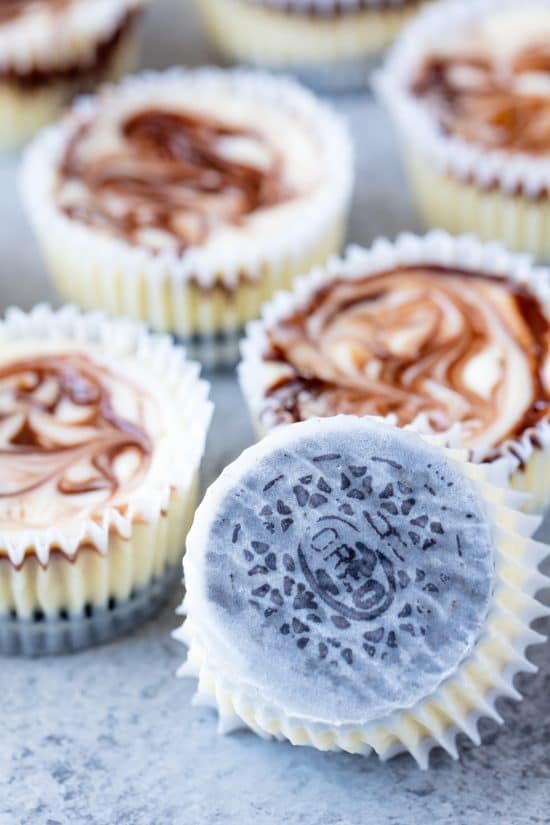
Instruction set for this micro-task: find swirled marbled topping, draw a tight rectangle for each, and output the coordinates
[0,350,154,529]
[56,106,296,253]
[261,265,550,455]
[410,8,550,155]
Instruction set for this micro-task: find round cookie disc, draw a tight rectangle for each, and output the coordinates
[185,417,495,726]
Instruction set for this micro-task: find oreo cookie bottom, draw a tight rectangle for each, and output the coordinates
[178,416,549,764]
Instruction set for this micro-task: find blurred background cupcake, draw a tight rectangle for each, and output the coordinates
[0,0,149,151]
[194,0,427,92]
[376,0,550,260]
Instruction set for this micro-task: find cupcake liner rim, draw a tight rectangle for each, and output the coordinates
[0,303,213,567]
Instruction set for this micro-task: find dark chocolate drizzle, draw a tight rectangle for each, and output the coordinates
[58,108,293,253]
[411,43,550,156]
[262,264,550,455]
[0,353,152,503]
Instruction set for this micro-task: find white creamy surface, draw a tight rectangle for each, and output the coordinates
[56,79,324,255]
[420,6,550,100]
[0,0,146,73]
[0,339,188,530]
[455,7,550,64]
[244,236,550,457]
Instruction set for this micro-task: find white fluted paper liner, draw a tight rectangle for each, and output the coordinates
[374,0,550,200]
[0,304,212,569]
[0,563,179,657]
[0,0,147,76]
[244,0,418,10]
[175,416,549,767]
[239,230,550,509]
[20,67,353,361]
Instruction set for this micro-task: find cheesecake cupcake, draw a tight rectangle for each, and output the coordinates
[20,67,353,367]
[175,415,548,765]
[0,0,148,151]
[239,231,550,511]
[195,0,426,91]
[0,304,212,656]
[376,0,550,260]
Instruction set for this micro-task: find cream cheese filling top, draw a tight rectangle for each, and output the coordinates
[54,86,322,256]
[0,340,184,530]
[411,7,550,155]
[261,265,550,455]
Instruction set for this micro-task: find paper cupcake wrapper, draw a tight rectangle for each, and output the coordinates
[374,0,550,201]
[0,304,212,567]
[0,0,147,77]
[175,436,549,767]
[402,153,550,261]
[0,304,212,652]
[195,0,424,87]
[239,230,550,508]
[20,67,353,363]
[0,479,198,615]
[0,562,179,657]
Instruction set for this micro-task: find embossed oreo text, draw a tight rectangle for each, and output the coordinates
[229,450,467,669]
[205,425,494,721]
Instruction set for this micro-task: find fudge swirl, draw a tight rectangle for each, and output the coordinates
[57,108,292,253]
[262,266,550,454]
[0,352,152,527]
[411,40,550,155]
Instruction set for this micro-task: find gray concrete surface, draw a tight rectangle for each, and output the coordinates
[2,2,550,824]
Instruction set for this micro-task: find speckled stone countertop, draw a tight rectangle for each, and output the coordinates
[2,2,550,823]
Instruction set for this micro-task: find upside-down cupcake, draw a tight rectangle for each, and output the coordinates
[195,0,427,91]
[0,304,212,656]
[376,0,550,260]
[0,0,148,151]
[20,67,353,367]
[176,415,548,766]
[239,231,550,511]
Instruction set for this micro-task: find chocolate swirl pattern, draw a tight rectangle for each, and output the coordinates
[411,41,550,154]
[0,352,152,527]
[57,108,293,253]
[263,265,550,454]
